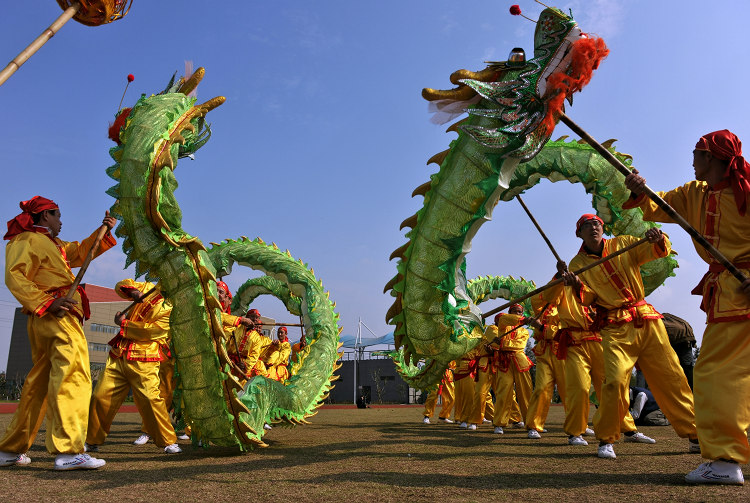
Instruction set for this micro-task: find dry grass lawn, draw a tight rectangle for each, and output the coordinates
[0,405,746,502]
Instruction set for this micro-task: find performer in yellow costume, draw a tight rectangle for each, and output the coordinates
[562,214,697,460]
[469,305,533,433]
[0,196,115,470]
[422,363,455,424]
[625,130,750,485]
[263,326,291,382]
[525,299,565,439]
[543,283,638,446]
[453,350,494,428]
[86,279,181,454]
[291,332,307,366]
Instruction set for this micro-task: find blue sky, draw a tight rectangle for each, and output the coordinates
[0,1,748,370]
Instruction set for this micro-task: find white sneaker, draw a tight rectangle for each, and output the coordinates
[512,421,525,429]
[0,452,30,467]
[482,419,492,424]
[53,453,106,470]
[597,443,616,459]
[263,424,273,431]
[493,426,504,434]
[467,424,477,431]
[438,418,454,424]
[584,427,595,436]
[624,432,656,444]
[133,434,150,445]
[84,443,99,453]
[568,435,588,446]
[164,443,182,454]
[177,433,190,440]
[527,429,541,439]
[422,417,430,424]
[689,440,701,453]
[686,461,744,485]
[458,422,468,429]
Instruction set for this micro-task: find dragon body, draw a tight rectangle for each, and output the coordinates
[107,70,341,448]
[386,7,675,389]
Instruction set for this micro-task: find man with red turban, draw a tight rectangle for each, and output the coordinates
[625,130,750,485]
[0,197,116,470]
[560,214,697,461]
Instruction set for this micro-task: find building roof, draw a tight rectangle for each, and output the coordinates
[83,283,125,303]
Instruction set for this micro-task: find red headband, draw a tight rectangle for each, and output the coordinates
[247,308,260,318]
[216,280,232,298]
[696,130,750,215]
[278,326,287,333]
[4,196,59,240]
[576,214,603,234]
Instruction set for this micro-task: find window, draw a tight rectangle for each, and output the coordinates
[88,343,111,352]
[90,323,120,335]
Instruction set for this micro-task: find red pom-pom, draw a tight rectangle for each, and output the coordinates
[510,5,522,15]
[127,74,135,82]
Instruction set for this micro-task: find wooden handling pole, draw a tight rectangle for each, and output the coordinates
[559,112,748,285]
[55,224,108,317]
[517,195,563,263]
[481,236,650,320]
[0,3,81,87]
[120,287,157,317]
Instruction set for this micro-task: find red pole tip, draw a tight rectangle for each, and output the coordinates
[127,74,135,82]
[510,5,522,15]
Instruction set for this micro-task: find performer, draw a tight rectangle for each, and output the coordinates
[453,350,494,427]
[524,299,565,439]
[0,197,115,470]
[291,332,307,366]
[561,214,697,460]
[624,130,750,485]
[134,350,181,445]
[216,283,263,378]
[422,363,455,424]
[469,305,533,433]
[543,282,641,446]
[86,279,181,454]
[263,326,291,382]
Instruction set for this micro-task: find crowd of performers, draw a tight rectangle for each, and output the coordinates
[0,199,299,470]
[420,130,750,485]
[0,130,749,486]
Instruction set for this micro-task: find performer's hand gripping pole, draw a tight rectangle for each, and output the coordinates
[559,112,748,285]
[481,236,650,320]
[121,288,158,317]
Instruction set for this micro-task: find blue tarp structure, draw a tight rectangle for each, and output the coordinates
[339,332,394,348]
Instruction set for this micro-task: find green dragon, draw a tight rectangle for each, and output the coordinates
[385,7,676,388]
[107,69,341,449]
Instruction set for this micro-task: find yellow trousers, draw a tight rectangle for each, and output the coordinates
[88,357,176,447]
[526,344,566,431]
[470,368,531,426]
[594,319,696,443]
[563,340,636,436]
[509,398,523,424]
[141,357,175,433]
[694,319,750,463]
[0,314,90,455]
[494,368,532,427]
[455,377,494,423]
[422,380,455,419]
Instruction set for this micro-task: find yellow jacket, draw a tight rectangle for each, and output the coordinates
[263,340,291,367]
[109,279,171,362]
[5,227,116,321]
[542,283,602,345]
[569,235,669,324]
[624,182,750,323]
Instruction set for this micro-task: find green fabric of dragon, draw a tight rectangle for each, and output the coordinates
[106,70,341,448]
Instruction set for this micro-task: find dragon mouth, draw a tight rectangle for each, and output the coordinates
[536,23,584,99]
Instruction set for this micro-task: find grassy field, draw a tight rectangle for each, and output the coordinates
[0,405,745,502]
